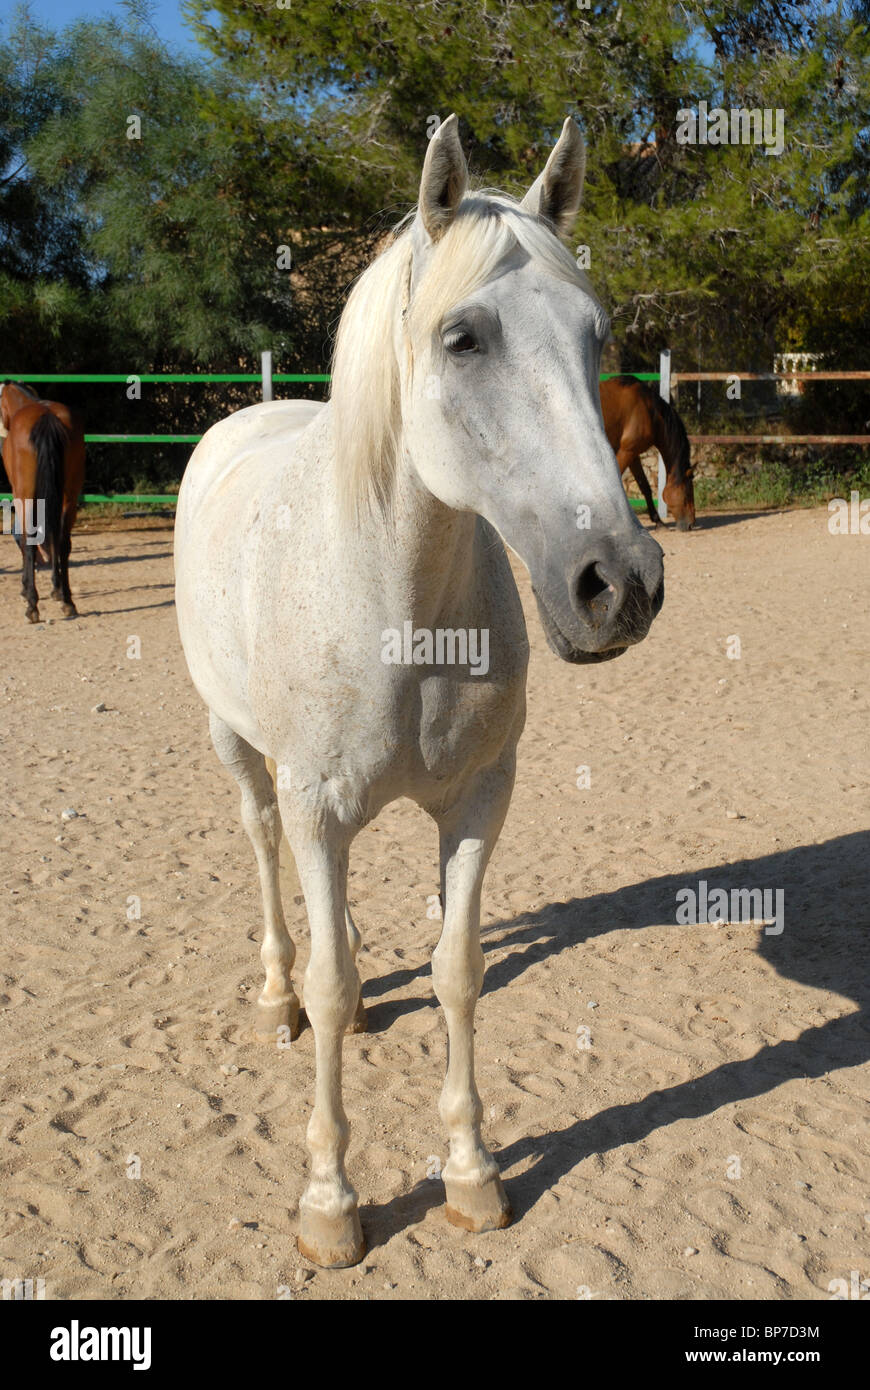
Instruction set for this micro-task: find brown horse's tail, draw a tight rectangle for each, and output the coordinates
[30,413,68,557]
[649,390,691,484]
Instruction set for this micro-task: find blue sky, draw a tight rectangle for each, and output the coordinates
[13,0,211,52]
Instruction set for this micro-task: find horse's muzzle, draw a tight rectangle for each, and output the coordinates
[534,529,664,664]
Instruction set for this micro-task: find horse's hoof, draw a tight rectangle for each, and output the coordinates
[298,1206,365,1269]
[253,992,300,1045]
[445,1171,512,1232]
[25,608,39,624]
[347,992,368,1034]
[61,602,77,618]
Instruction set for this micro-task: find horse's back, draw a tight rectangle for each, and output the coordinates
[176,397,324,574]
[176,399,323,529]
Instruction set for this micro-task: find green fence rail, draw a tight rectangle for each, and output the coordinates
[86,435,201,444]
[1,491,650,511]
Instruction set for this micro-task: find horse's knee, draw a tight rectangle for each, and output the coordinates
[305,952,359,1033]
[432,939,484,1013]
[240,786,281,851]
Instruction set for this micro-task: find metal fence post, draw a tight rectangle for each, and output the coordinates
[658,348,670,521]
[261,350,273,403]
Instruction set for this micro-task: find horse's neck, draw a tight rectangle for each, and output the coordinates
[378,465,480,628]
[648,401,669,463]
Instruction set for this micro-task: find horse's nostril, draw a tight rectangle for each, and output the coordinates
[575,560,611,608]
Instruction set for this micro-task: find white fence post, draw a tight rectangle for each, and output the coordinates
[657,348,670,521]
[261,350,273,403]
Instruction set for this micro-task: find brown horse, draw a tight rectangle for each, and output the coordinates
[600,374,695,529]
[0,381,85,620]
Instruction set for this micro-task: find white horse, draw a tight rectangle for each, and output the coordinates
[174,115,664,1268]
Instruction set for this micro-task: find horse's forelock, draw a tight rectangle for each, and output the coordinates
[409,192,599,339]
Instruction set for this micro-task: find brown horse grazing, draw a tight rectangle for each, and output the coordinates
[0,381,85,621]
[600,374,695,529]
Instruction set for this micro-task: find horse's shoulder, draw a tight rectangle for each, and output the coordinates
[198,400,323,463]
[178,400,327,539]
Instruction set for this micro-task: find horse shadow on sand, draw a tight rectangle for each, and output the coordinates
[637,509,784,533]
[71,546,174,567]
[362,829,870,1240]
[687,508,789,531]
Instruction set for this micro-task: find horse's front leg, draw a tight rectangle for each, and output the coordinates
[433,754,516,1234]
[209,714,300,1041]
[287,820,365,1268]
[620,449,661,526]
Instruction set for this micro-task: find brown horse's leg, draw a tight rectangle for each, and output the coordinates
[21,534,39,622]
[58,507,77,616]
[50,531,62,599]
[16,530,28,595]
[620,449,661,525]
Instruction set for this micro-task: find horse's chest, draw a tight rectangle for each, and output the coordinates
[416,668,518,765]
[372,631,527,809]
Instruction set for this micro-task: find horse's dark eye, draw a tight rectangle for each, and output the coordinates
[444,330,477,354]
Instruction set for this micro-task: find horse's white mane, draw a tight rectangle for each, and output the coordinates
[330,190,604,517]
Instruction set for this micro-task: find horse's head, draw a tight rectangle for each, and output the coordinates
[663,462,696,530]
[397,116,663,663]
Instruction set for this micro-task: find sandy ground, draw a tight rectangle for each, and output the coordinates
[0,505,868,1302]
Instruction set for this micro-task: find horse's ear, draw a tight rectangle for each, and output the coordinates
[521,117,586,237]
[417,114,468,243]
